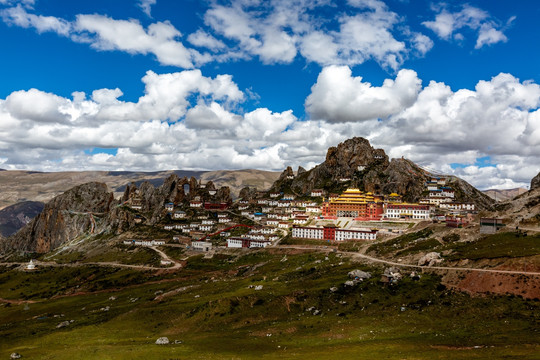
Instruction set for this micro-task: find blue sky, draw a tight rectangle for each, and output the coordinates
[0,0,539,190]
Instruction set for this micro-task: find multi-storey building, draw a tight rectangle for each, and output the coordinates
[384,203,431,220]
[321,188,383,220]
[291,225,377,241]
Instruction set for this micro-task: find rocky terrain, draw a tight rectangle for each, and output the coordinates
[531,172,540,191]
[2,182,115,254]
[269,137,495,209]
[1,174,232,255]
[0,169,280,210]
[0,142,538,359]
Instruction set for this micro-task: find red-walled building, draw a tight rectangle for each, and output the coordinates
[321,188,384,221]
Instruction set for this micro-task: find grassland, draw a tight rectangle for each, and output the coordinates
[1,249,538,359]
[367,227,540,262]
[446,232,540,260]
[367,228,435,256]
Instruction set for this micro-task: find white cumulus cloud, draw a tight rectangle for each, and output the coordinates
[423,4,511,49]
[306,66,421,122]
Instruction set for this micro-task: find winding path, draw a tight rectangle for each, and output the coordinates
[0,244,183,271]
[277,245,540,276]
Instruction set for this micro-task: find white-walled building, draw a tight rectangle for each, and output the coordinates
[384,204,431,220]
[440,202,475,211]
[192,241,212,252]
[311,189,324,197]
[291,226,377,241]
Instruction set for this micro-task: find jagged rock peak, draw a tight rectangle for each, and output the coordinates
[531,172,540,191]
[324,137,388,175]
[278,166,295,180]
[297,166,307,175]
[268,136,494,211]
[46,182,113,213]
[239,186,258,200]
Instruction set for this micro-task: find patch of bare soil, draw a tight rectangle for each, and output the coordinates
[443,256,540,299]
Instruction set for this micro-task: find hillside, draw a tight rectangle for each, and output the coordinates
[269,137,495,210]
[0,147,538,359]
[0,174,233,255]
[1,249,539,359]
[483,188,528,202]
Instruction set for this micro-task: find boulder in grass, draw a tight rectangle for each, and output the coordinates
[155,337,169,345]
[348,269,371,281]
[418,252,442,267]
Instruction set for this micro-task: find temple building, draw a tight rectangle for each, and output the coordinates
[321,188,384,221]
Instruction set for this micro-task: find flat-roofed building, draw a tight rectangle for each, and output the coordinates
[321,188,383,220]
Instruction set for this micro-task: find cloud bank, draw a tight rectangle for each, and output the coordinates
[0,67,539,190]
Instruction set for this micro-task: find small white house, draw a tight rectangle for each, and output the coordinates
[278,222,291,229]
[174,211,186,219]
[199,224,213,232]
[192,241,212,252]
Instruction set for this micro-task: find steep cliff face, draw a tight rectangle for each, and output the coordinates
[269,137,494,210]
[3,182,114,253]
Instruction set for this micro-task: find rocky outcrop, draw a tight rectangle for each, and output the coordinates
[155,337,170,345]
[418,252,442,267]
[121,174,232,225]
[3,183,114,254]
[270,137,390,195]
[380,158,427,202]
[268,137,494,209]
[239,186,258,200]
[2,173,235,255]
[446,176,495,211]
[348,269,371,280]
[531,172,540,191]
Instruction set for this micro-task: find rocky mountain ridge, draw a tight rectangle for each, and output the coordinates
[0,169,280,210]
[531,172,540,191]
[1,174,232,255]
[268,137,495,210]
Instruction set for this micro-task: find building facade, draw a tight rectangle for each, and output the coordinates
[321,188,384,220]
[384,204,431,220]
[291,225,377,241]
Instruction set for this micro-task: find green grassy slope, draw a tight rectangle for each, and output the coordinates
[1,250,538,359]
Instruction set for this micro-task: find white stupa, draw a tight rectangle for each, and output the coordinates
[25,259,36,270]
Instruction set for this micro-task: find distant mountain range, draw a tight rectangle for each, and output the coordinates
[0,169,281,210]
[483,188,528,202]
[0,201,44,237]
